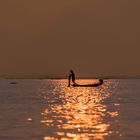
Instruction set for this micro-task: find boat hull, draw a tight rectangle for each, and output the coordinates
[71,79,103,87]
[72,83,101,87]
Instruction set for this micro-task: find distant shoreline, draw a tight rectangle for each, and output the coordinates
[1,76,140,80]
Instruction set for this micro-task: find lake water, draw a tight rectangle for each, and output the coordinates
[0,79,140,140]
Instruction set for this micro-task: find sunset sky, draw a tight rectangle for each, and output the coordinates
[0,0,140,78]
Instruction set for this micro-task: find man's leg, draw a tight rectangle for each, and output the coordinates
[68,75,71,87]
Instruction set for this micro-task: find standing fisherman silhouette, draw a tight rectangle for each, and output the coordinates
[68,70,76,87]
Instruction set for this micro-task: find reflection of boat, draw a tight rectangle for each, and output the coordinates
[72,79,103,87]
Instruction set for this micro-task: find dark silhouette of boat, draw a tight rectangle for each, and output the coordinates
[72,79,103,87]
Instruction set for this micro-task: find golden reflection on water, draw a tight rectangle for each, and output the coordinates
[40,80,119,140]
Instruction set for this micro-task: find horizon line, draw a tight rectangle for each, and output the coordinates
[1,76,140,79]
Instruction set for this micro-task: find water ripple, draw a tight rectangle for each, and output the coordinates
[39,79,119,140]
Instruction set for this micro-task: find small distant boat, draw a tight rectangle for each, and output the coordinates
[72,79,103,87]
[10,82,17,84]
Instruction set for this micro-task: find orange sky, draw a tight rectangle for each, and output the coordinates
[0,0,140,78]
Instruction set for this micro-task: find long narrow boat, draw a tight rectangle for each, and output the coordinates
[72,79,103,87]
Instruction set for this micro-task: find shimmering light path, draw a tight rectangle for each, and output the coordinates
[39,79,119,140]
[1,79,140,140]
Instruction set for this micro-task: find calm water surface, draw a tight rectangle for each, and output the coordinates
[0,79,140,140]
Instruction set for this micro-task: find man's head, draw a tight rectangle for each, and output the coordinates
[70,70,73,73]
